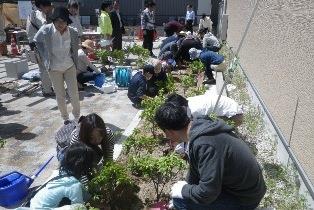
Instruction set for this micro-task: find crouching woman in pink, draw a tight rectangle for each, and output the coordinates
[34,6,80,124]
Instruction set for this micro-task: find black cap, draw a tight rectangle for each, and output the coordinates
[50,6,72,24]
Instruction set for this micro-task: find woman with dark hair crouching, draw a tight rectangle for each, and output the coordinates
[71,113,115,165]
[30,143,94,208]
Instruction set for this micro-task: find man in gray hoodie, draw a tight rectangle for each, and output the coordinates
[155,103,266,210]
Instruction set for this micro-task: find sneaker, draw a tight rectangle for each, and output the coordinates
[203,79,216,85]
[64,120,71,125]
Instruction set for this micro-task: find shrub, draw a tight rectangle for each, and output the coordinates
[141,94,166,137]
[111,50,125,65]
[188,60,205,75]
[96,49,111,66]
[156,73,177,94]
[185,85,206,97]
[128,154,186,202]
[89,162,141,210]
[123,129,160,156]
[181,74,196,96]
[128,45,150,68]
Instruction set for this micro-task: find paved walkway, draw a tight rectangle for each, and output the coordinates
[0,55,138,190]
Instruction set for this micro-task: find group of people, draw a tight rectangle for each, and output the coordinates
[23,2,268,209]
[26,0,125,124]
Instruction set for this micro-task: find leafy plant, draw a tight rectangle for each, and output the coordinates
[110,50,126,65]
[141,94,165,137]
[156,73,177,94]
[123,129,160,156]
[96,49,111,66]
[128,154,186,202]
[127,44,150,68]
[181,74,196,96]
[185,85,206,97]
[188,60,205,75]
[89,161,141,210]
[0,138,5,148]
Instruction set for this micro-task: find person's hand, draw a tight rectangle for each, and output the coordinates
[171,181,187,198]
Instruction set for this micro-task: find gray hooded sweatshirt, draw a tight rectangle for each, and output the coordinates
[182,117,266,205]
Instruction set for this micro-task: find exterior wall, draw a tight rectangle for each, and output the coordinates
[226,0,314,184]
[77,0,198,25]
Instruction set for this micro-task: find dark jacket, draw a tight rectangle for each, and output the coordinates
[127,72,146,103]
[182,117,266,205]
[110,10,125,36]
[175,37,202,62]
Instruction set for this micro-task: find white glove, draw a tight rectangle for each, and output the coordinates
[171,181,187,199]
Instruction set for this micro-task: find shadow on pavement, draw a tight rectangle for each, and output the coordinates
[0,123,37,140]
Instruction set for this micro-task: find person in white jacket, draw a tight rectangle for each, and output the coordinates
[76,39,101,89]
[198,13,212,34]
[68,0,83,37]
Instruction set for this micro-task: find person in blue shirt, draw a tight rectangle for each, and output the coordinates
[189,47,225,84]
[128,64,155,107]
[30,143,94,208]
[185,4,195,34]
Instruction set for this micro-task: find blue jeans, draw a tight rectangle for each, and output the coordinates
[173,192,259,210]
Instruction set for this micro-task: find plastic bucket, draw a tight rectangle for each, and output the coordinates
[115,66,132,87]
[94,73,105,88]
[0,171,32,207]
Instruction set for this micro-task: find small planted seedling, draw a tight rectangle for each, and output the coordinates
[123,128,160,156]
[141,94,165,137]
[128,154,186,202]
[96,49,111,66]
[181,74,195,96]
[89,161,141,210]
[188,60,205,75]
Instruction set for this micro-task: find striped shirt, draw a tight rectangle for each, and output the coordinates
[70,127,115,161]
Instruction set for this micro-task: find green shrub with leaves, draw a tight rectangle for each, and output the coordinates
[89,161,141,210]
[141,94,166,137]
[127,44,150,68]
[188,60,205,75]
[0,138,5,148]
[181,74,196,96]
[128,154,186,201]
[156,73,177,94]
[123,128,160,156]
[111,50,126,65]
[185,85,206,97]
[96,49,111,65]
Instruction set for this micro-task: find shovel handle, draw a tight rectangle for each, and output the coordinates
[31,156,54,179]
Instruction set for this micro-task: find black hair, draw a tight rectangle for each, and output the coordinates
[68,1,79,9]
[155,102,190,131]
[60,143,94,179]
[202,13,207,19]
[143,64,155,75]
[146,1,156,7]
[164,27,174,37]
[101,2,111,11]
[166,93,188,107]
[78,113,108,161]
[187,4,193,8]
[35,0,51,8]
[170,43,178,53]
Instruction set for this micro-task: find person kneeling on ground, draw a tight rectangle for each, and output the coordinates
[146,58,168,97]
[56,113,115,166]
[189,47,225,85]
[166,93,243,155]
[127,64,154,107]
[154,103,266,210]
[202,31,221,52]
[30,143,94,209]
[77,39,101,90]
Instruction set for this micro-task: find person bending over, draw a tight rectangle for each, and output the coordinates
[77,39,101,90]
[127,64,154,107]
[154,103,266,210]
[30,143,94,208]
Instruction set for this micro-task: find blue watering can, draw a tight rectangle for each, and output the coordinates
[0,156,54,208]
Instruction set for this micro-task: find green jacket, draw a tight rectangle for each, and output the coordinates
[99,11,112,36]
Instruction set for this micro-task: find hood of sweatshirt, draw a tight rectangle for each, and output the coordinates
[189,116,234,144]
